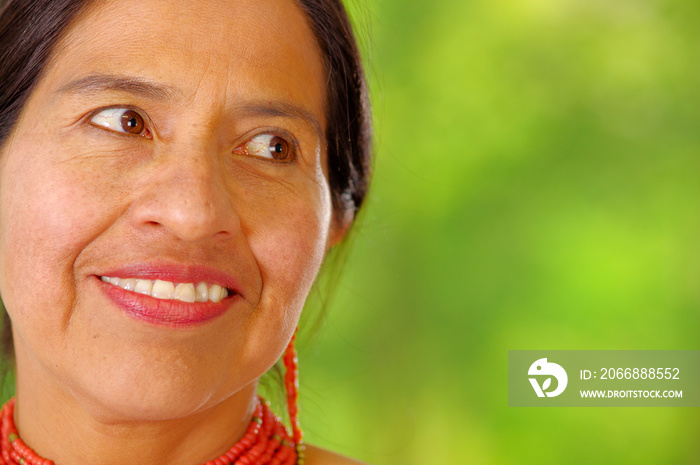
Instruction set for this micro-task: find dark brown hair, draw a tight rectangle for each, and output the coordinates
[0,0,372,358]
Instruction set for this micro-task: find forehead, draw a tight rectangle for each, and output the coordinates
[45,0,325,126]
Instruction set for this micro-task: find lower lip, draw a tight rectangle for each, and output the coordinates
[99,278,235,327]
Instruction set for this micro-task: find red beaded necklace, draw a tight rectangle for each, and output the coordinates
[0,335,304,465]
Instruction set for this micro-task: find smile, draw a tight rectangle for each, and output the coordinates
[100,276,229,303]
[98,273,238,327]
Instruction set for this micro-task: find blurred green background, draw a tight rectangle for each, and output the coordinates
[297,0,700,464]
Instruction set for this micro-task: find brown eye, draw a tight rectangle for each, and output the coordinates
[89,107,152,138]
[121,110,144,134]
[234,134,295,161]
[268,136,290,160]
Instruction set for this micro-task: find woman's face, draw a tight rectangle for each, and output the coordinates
[0,0,332,421]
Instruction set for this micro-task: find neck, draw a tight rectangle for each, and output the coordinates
[12,365,257,465]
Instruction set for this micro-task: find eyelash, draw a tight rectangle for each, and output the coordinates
[87,106,297,162]
[89,106,153,139]
[232,133,296,162]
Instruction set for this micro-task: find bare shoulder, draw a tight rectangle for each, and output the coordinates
[304,444,370,465]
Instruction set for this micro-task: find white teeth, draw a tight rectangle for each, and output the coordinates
[209,284,223,303]
[195,282,209,302]
[211,285,227,303]
[102,276,229,303]
[134,279,153,296]
[152,280,175,299]
[174,283,196,303]
[121,278,137,291]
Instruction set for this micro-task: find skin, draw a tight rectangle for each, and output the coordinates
[0,0,362,464]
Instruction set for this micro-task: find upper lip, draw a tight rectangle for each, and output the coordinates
[98,261,243,294]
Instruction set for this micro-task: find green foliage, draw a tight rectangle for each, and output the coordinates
[300,0,700,463]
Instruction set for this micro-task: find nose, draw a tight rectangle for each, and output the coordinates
[129,141,239,242]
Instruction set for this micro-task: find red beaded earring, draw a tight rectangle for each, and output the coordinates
[283,329,304,461]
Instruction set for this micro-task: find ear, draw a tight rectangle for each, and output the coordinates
[325,206,354,250]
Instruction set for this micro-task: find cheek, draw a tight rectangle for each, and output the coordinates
[247,178,331,327]
[0,135,113,329]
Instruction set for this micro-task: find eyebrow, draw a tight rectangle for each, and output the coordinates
[57,73,325,142]
[235,101,325,143]
[57,74,180,101]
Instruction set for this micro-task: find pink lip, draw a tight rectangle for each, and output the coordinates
[97,263,242,327]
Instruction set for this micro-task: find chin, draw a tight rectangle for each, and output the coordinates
[40,343,260,424]
[67,371,251,424]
